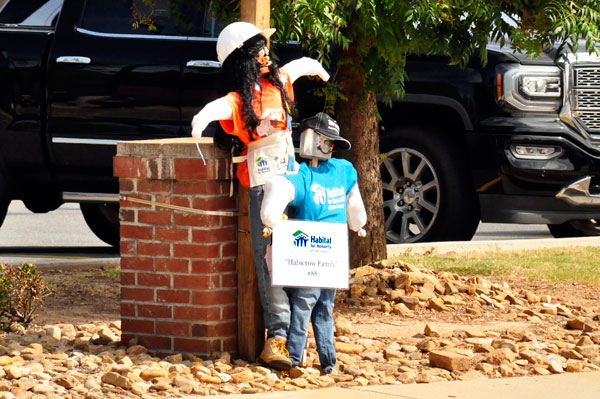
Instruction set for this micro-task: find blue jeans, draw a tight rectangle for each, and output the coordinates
[285,287,337,373]
[248,186,290,339]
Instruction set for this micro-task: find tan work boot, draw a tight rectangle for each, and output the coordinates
[259,337,292,370]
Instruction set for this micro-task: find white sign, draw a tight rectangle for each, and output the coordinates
[271,219,349,289]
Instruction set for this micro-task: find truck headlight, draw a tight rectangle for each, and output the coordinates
[496,64,562,112]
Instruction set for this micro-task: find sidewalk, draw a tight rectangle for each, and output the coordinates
[206,371,600,399]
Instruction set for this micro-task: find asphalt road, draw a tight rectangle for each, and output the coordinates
[0,201,552,265]
[0,201,117,267]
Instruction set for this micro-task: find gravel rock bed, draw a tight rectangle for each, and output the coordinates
[1,260,599,398]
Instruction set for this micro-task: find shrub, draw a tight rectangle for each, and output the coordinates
[0,263,51,330]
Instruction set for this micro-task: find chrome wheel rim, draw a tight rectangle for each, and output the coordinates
[380,148,440,243]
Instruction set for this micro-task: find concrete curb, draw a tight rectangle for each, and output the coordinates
[387,236,600,257]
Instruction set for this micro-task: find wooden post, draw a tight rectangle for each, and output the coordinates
[241,0,270,30]
[238,0,271,362]
[236,186,264,361]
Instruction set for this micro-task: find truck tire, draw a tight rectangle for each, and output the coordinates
[0,172,9,228]
[547,219,600,238]
[80,203,120,247]
[379,125,480,243]
[0,199,8,229]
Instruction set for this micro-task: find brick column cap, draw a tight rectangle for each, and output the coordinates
[117,137,224,159]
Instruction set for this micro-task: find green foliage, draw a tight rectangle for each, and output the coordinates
[0,263,51,330]
[205,0,239,25]
[131,0,161,32]
[271,0,600,105]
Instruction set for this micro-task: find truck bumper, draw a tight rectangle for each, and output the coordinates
[480,193,600,224]
[474,115,600,223]
[556,176,600,206]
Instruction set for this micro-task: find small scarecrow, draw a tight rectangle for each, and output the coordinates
[260,112,367,373]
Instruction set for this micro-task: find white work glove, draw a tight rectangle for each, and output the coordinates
[191,97,233,139]
[281,57,330,84]
[261,176,295,228]
[346,183,367,234]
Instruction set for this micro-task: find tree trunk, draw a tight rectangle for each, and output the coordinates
[335,44,387,268]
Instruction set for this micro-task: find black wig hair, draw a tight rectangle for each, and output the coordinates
[213,34,297,155]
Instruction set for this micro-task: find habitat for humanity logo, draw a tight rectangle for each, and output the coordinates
[256,156,271,174]
[293,230,309,247]
[256,156,269,168]
[292,229,332,250]
[310,182,346,211]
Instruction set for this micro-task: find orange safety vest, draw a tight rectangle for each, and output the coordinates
[220,69,295,188]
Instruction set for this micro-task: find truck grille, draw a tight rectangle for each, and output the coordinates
[573,67,600,135]
[574,67,600,86]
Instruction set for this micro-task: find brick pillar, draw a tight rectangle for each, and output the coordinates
[114,137,238,356]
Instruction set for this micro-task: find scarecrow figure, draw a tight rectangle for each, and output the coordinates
[260,112,367,373]
[190,22,329,370]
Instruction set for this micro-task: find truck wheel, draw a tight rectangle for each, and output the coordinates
[547,219,600,238]
[80,203,120,247]
[380,126,479,243]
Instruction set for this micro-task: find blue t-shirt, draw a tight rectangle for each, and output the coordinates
[283,158,358,223]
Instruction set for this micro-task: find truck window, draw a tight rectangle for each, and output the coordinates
[81,0,221,38]
[0,0,62,27]
[173,2,222,38]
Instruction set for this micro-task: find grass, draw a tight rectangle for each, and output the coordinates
[391,246,600,285]
[98,266,121,279]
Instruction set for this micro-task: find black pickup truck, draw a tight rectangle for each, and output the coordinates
[1,0,599,246]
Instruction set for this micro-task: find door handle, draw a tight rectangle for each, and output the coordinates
[56,56,91,64]
[186,60,221,68]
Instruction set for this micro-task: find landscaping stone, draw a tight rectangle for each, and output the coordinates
[3,258,595,398]
[45,326,61,341]
[334,317,353,336]
[334,342,363,354]
[429,351,472,371]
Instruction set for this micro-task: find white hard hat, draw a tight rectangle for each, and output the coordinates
[216,22,276,64]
